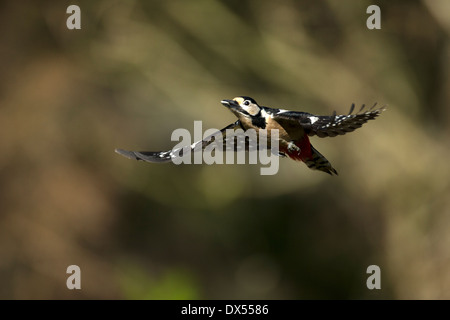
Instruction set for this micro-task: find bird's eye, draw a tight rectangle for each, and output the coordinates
[243,100,250,106]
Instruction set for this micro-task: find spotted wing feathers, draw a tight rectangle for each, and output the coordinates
[275,103,386,138]
[115,121,255,163]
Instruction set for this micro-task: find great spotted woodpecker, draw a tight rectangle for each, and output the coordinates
[116,96,385,175]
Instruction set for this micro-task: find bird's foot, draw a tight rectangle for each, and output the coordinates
[288,141,301,154]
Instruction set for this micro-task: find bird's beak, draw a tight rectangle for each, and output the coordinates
[221,99,239,110]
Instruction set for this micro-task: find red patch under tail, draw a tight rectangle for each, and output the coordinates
[281,135,338,175]
[280,135,313,162]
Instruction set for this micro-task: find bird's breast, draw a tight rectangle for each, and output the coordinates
[265,117,303,141]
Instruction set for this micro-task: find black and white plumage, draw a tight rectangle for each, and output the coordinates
[115,121,259,163]
[271,102,384,138]
[116,96,385,174]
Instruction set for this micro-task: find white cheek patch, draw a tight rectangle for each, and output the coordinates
[249,105,261,116]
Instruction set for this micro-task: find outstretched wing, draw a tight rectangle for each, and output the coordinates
[115,120,251,163]
[272,103,386,138]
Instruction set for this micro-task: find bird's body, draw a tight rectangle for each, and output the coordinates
[116,96,385,175]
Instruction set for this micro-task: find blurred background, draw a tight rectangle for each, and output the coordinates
[0,0,449,299]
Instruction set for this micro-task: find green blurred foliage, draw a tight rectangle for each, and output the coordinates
[0,0,449,299]
[118,264,199,300]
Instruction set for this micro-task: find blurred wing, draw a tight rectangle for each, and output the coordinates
[115,121,247,163]
[274,103,386,138]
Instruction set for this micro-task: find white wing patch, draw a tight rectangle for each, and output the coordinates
[309,116,319,124]
[261,109,271,119]
[266,108,289,118]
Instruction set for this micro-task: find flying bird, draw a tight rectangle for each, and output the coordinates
[116,96,385,175]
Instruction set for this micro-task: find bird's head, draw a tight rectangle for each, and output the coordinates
[221,96,267,129]
[221,96,261,118]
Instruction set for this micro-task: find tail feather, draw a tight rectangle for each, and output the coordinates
[304,145,338,175]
